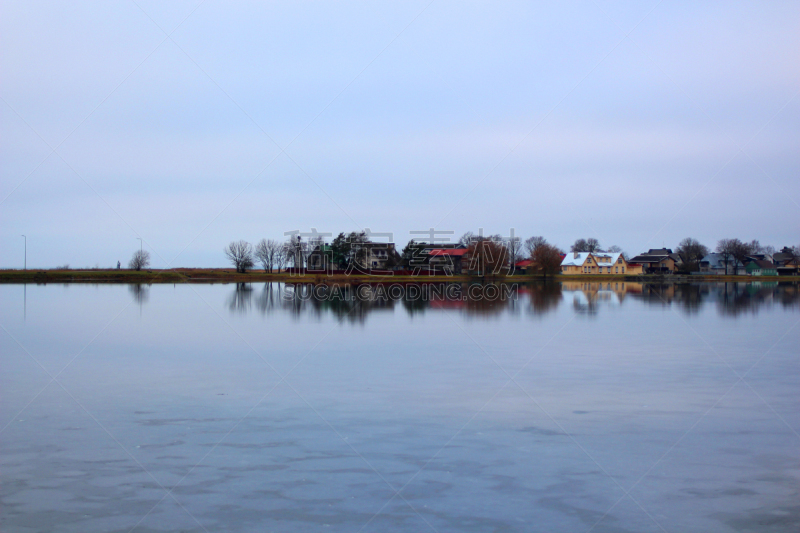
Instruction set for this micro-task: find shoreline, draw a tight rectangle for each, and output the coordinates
[0,269,797,284]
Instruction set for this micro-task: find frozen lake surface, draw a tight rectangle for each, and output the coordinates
[1,281,798,532]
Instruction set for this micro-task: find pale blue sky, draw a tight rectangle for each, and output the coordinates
[2,1,798,268]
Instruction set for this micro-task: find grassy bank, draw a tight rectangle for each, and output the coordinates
[1,269,797,284]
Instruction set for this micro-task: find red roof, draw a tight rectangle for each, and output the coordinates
[429,248,468,256]
[515,259,534,267]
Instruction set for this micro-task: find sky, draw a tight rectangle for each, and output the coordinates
[1,0,798,269]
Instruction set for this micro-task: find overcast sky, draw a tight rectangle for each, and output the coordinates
[1,1,798,268]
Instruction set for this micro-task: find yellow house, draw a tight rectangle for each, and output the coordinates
[560,252,641,275]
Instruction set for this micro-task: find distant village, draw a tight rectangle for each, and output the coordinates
[220,233,800,278]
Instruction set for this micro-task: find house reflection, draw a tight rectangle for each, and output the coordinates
[227,281,799,319]
[560,280,799,316]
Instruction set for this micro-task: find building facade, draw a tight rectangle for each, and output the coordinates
[560,252,637,275]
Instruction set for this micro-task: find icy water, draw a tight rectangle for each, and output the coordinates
[1,281,798,533]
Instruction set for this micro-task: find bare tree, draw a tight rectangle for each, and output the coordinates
[531,243,564,279]
[606,245,630,260]
[128,249,151,271]
[458,231,476,247]
[731,240,754,271]
[506,235,522,270]
[285,235,306,268]
[275,244,288,272]
[676,238,709,271]
[571,238,601,253]
[266,239,280,272]
[254,239,282,273]
[225,240,254,273]
[716,239,739,275]
[255,239,272,273]
[467,239,509,276]
[747,239,775,257]
[524,236,547,256]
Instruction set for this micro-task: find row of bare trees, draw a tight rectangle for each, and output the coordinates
[714,238,776,274]
[224,238,297,273]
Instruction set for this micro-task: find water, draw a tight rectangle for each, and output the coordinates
[1,281,798,532]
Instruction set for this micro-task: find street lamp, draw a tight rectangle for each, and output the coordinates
[21,235,26,270]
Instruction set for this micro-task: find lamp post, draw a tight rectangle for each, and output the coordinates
[21,235,26,270]
[137,237,142,253]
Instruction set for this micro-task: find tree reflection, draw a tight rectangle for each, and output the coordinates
[223,280,799,319]
[525,282,562,315]
[561,280,799,317]
[128,283,150,305]
[254,282,282,315]
[227,282,253,314]
[464,283,511,317]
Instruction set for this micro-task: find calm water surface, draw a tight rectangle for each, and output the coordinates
[1,281,798,532]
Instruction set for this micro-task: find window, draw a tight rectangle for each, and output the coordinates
[621,267,625,273]
[615,267,619,273]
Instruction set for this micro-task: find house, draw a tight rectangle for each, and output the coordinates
[307,244,332,271]
[745,260,777,277]
[308,242,401,272]
[698,253,746,275]
[427,247,470,274]
[560,251,635,275]
[514,259,534,274]
[356,242,401,270]
[403,243,468,273]
[772,247,800,276]
[628,249,677,274]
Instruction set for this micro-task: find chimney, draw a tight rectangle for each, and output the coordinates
[574,252,579,259]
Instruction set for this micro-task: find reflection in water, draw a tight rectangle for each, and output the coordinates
[715,282,793,317]
[128,284,150,305]
[236,282,549,320]
[254,282,282,314]
[563,281,799,317]
[227,282,253,314]
[525,282,562,315]
[214,280,800,320]
[5,281,798,533]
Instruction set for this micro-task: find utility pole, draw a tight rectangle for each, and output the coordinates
[21,235,26,270]
[137,237,142,253]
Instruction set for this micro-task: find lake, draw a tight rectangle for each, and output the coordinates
[1,281,798,532]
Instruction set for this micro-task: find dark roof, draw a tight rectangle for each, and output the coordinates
[646,248,673,256]
[773,253,799,265]
[748,260,776,269]
[629,254,672,264]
